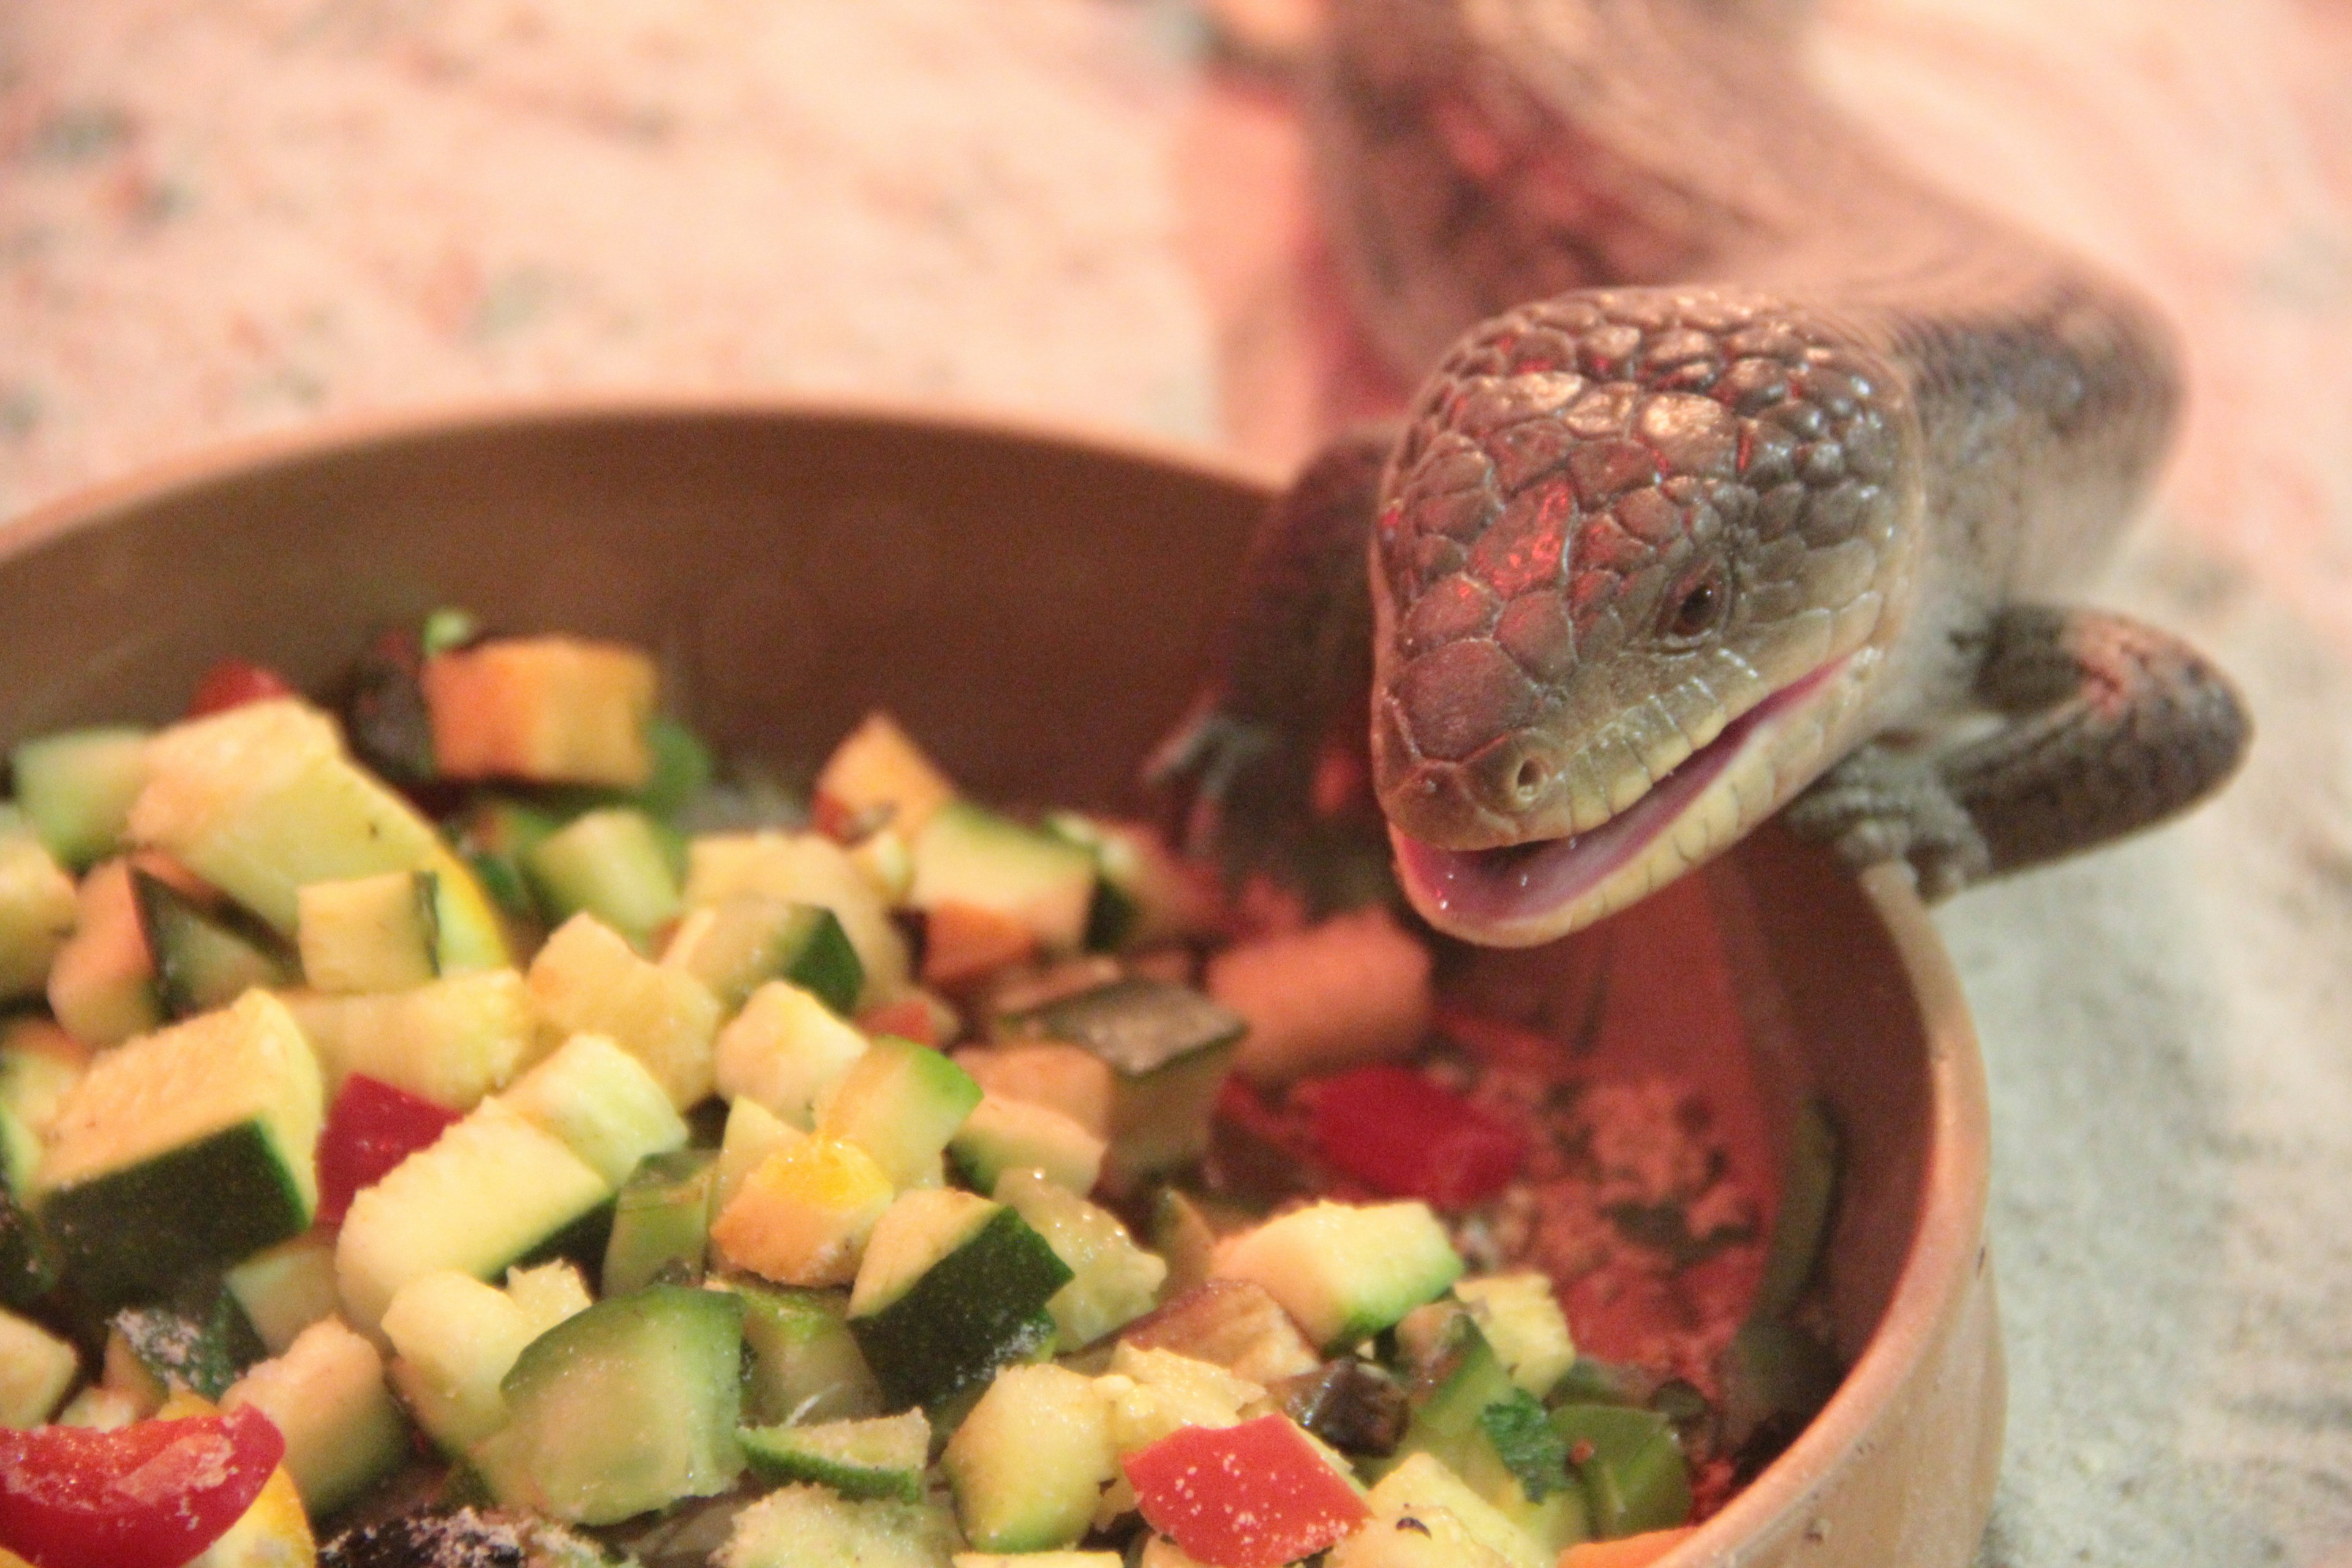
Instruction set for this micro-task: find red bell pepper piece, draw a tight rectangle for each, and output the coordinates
[0,1406,285,1568]
[185,659,299,717]
[1305,1064,1529,1210]
[1123,1415,1369,1568]
[315,1074,463,1226]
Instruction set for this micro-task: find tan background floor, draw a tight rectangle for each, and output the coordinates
[3,1,2349,1562]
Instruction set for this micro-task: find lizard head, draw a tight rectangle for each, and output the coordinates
[1370,288,1921,944]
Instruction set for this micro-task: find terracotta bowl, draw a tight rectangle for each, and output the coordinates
[0,404,2000,1566]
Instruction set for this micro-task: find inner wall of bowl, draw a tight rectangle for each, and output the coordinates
[0,408,1931,1358]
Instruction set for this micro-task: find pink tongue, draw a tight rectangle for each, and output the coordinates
[1391,660,1843,929]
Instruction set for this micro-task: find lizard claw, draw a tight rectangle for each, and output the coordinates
[1145,693,1311,873]
[1783,744,1992,902]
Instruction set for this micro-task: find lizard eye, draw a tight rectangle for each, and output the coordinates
[1660,565,1731,643]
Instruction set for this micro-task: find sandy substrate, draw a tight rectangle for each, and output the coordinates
[2,1,2348,1562]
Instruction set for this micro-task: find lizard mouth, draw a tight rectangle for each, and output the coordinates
[1390,658,1849,944]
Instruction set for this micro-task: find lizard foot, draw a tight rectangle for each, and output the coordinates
[1783,744,1993,902]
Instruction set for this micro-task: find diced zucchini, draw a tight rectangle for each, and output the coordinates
[714,1094,807,1213]
[528,913,722,1109]
[0,809,77,1001]
[505,1257,595,1332]
[46,857,160,1046]
[285,967,538,1111]
[1387,1319,1589,1552]
[380,1270,540,1452]
[741,1409,930,1502]
[524,807,682,949]
[666,894,863,1017]
[1042,813,1215,952]
[107,1286,265,1403]
[710,1136,894,1287]
[1118,1280,1321,1387]
[479,1285,745,1526]
[950,1094,1106,1195]
[995,979,1245,1188]
[817,1035,982,1191]
[944,1363,1115,1551]
[132,868,295,1020]
[500,1032,688,1186]
[601,1148,717,1295]
[1754,1098,1841,1321]
[127,699,445,933]
[0,1016,88,1136]
[813,711,958,839]
[1455,1275,1577,1399]
[1213,1202,1464,1354]
[0,1304,78,1425]
[0,1132,57,1310]
[1714,1314,1842,1453]
[296,870,439,994]
[953,1042,1114,1139]
[719,1482,958,1568]
[686,832,911,1008]
[225,1233,342,1354]
[909,802,1097,954]
[1550,1404,1693,1540]
[423,636,658,790]
[55,1385,142,1431]
[426,851,515,974]
[38,990,323,1308]
[848,1191,1071,1413]
[11,725,151,870]
[1205,907,1434,1084]
[723,1276,884,1425]
[957,1556,1123,1568]
[994,1170,1166,1349]
[1358,1453,1548,1568]
[224,1316,411,1519]
[714,980,870,1129]
[336,1099,612,1336]
[1093,1343,1262,1459]
[636,713,716,822]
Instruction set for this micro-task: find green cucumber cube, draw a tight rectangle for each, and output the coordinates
[943,1363,1115,1552]
[335,1099,611,1336]
[11,726,151,870]
[1212,1200,1464,1353]
[500,1032,689,1187]
[848,1194,1072,1414]
[723,1277,883,1425]
[481,1284,745,1526]
[0,810,78,999]
[719,1483,958,1568]
[739,1409,930,1502]
[525,807,683,951]
[131,868,295,1020]
[995,978,1245,1188]
[224,1316,411,1520]
[818,1035,982,1191]
[296,870,440,995]
[602,1148,718,1295]
[908,801,1098,953]
[665,892,863,1017]
[39,990,323,1309]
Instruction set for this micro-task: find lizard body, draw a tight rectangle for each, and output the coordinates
[1156,0,2250,944]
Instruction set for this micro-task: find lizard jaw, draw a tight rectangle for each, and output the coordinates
[1390,657,1851,946]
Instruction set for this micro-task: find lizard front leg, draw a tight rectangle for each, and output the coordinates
[1149,427,1393,886]
[1785,605,2252,900]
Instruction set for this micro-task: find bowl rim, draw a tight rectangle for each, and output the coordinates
[1676,859,1993,1559]
[0,398,1996,1561]
[0,390,1289,560]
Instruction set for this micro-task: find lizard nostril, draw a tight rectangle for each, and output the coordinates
[1512,755,1550,802]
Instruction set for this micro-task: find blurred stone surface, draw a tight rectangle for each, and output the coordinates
[3,2,2349,1562]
